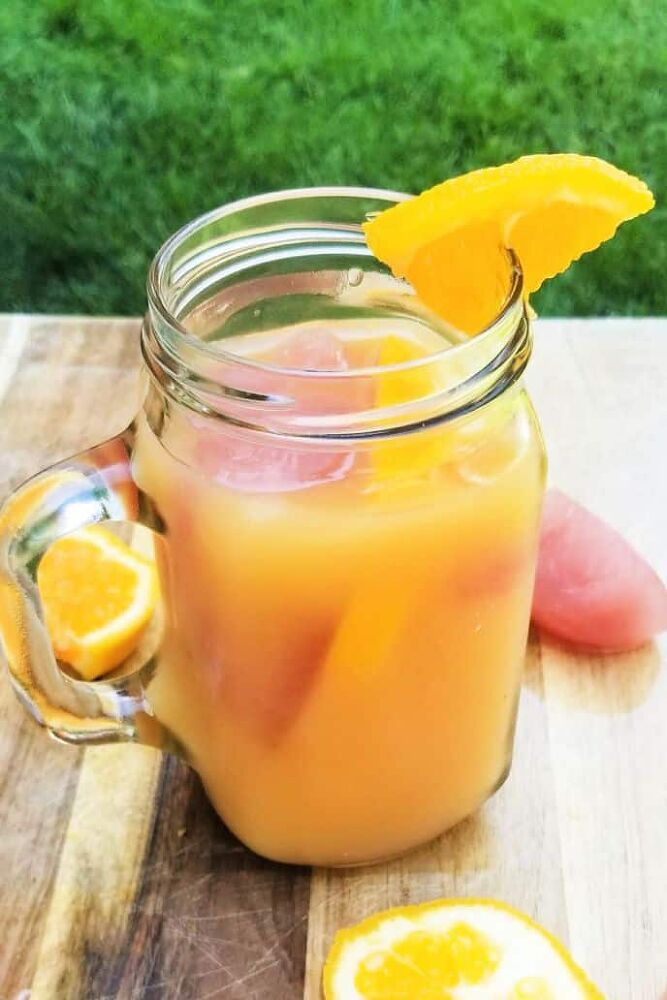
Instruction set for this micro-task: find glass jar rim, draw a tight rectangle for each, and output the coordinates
[142,187,530,438]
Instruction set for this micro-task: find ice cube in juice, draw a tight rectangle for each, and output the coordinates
[134,322,545,865]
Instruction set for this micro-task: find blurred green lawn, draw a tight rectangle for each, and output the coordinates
[1,0,665,316]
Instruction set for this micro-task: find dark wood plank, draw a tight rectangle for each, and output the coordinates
[94,760,309,1000]
[0,316,310,1000]
[28,752,309,1000]
[0,315,145,995]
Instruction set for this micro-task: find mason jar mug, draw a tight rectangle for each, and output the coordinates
[0,189,546,866]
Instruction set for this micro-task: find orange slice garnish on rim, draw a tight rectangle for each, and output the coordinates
[37,525,158,681]
[364,153,654,334]
[323,897,605,999]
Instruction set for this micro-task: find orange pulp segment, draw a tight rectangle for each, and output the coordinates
[37,525,158,680]
[366,325,515,489]
[370,327,453,485]
[324,898,605,999]
[364,153,654,333]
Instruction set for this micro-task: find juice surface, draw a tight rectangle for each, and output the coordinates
[134,322,545,865]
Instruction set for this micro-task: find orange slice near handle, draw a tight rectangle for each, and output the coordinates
[37,525,158,680]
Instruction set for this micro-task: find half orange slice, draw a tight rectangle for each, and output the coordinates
[324,897,604,998]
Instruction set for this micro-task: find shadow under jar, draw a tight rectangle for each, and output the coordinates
[0,188,546,866]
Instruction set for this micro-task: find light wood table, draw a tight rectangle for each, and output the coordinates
[0,315,665,999]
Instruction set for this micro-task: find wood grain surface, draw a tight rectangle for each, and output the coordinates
[0,314,665,1000]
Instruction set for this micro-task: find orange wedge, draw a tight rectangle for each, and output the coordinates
[37,525,158,680]
[364,154,654,333]
[324,898,604,999]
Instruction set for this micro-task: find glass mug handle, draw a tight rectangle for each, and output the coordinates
[0,428,165,748]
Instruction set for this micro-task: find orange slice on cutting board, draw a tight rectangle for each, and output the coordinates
[37,525,158,680]
[324,897,605,999]
[364,154,654,333]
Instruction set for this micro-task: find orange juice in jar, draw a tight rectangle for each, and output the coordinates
[135,190,545,865]
[1,190,545,866]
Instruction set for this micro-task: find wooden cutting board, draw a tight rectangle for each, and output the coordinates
[0,314,665,1000]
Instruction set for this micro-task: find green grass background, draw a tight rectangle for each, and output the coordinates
[1,0,665,316]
